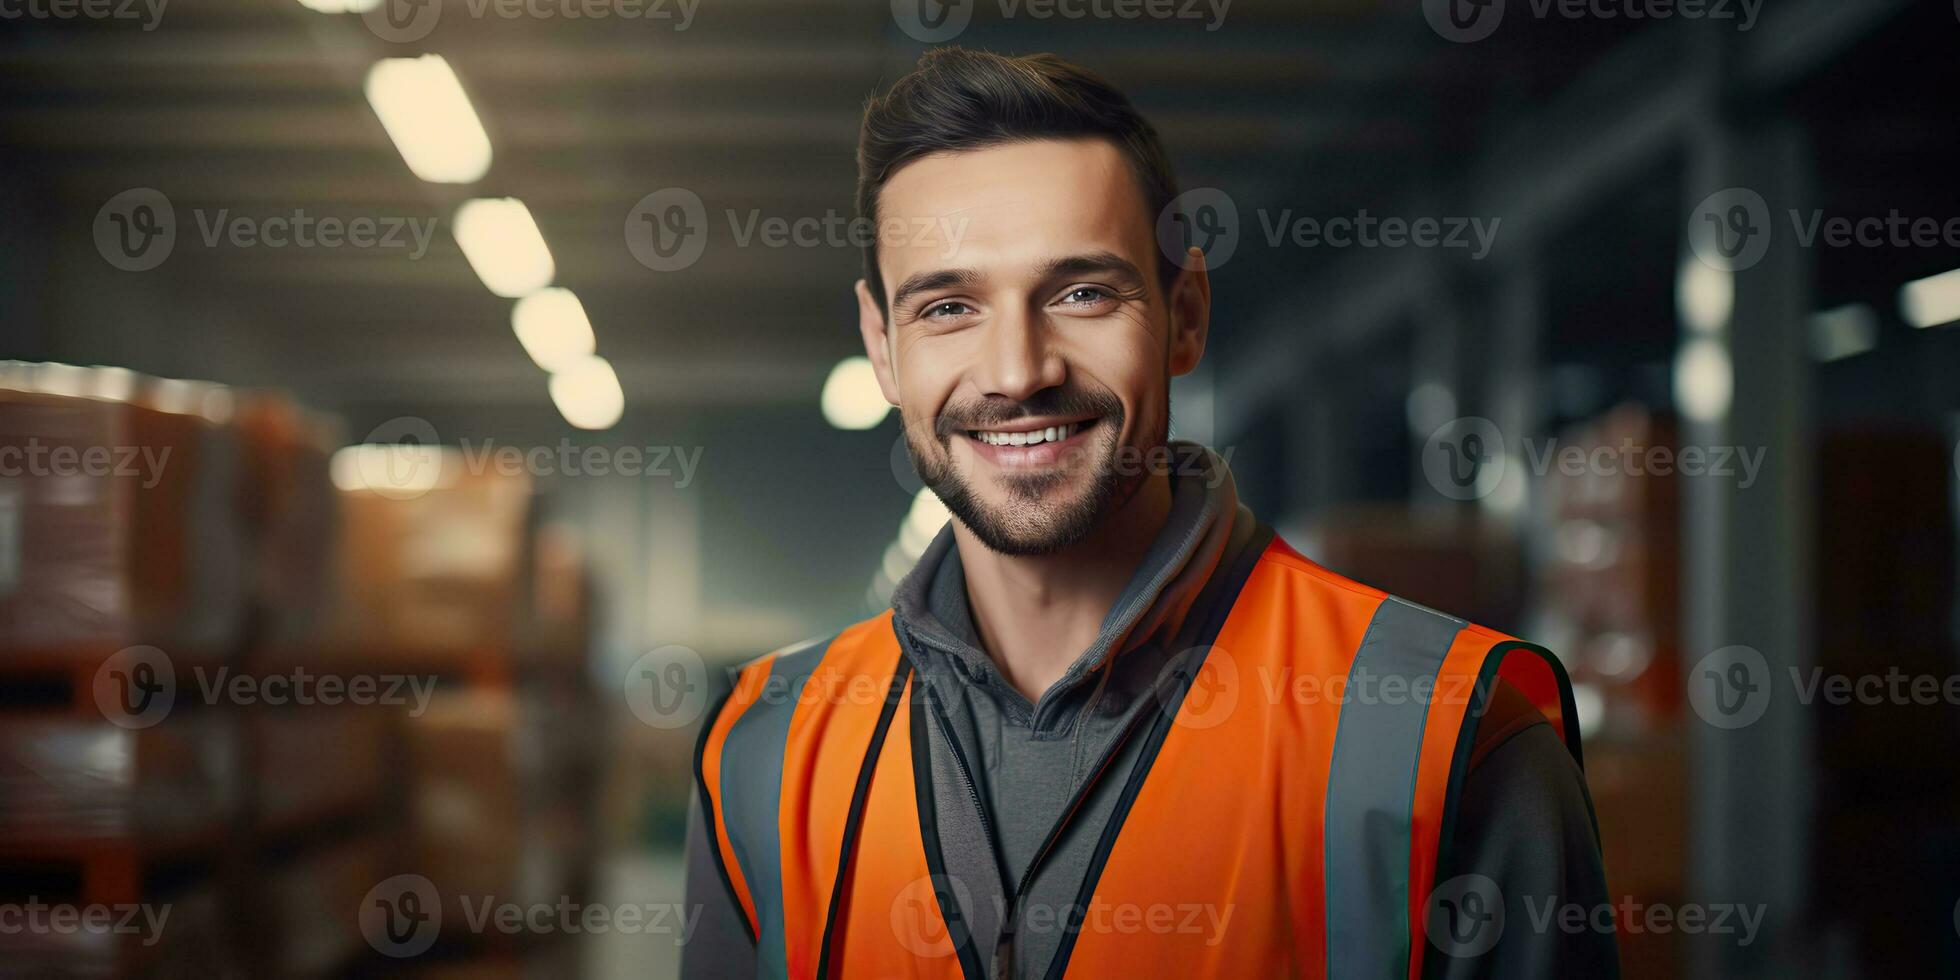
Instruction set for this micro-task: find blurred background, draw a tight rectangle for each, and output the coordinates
[3,0,1959,977]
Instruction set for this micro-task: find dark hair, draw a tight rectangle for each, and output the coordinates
[855,47,1180,315]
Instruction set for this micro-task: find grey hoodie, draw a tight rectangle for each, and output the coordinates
[682,445,1616,978]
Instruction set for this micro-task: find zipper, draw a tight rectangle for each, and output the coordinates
[922,696,1014,980]
[921,665,1154,980]
[925,688,1009,886]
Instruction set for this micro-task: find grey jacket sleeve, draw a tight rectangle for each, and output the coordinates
[680,788,758,980]
[1422,722,1621,979]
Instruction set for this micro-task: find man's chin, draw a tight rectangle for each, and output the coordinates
[938,469,1113,557]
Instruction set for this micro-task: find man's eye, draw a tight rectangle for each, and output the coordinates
[923,300,973,318]
[1059,286,1112,306]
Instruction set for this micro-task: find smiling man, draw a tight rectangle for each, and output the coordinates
[683,48,1616,979]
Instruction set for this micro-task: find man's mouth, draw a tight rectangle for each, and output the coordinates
[959,416,1100,465]
[967,419,1092,447]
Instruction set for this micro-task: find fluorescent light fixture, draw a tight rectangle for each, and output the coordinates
[453,197,554,298]
[1809,303,1878,362]
[820,356,891,430]
[364,55,492,185]
[1676,258,1733,335]
[295,0,380,11]
[903,488,950,543]
[1403,381,1456,436]
[1673,338,1733,423]
[881,540,915,585]
[548,355,625,430]
[330,444,448,496]
[512,287,596,372]
[897,512,937,559]
[1900,267,1960,329]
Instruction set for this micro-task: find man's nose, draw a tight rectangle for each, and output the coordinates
[972,308,1063,402]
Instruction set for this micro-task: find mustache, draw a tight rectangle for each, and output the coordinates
[931,387,1123,438]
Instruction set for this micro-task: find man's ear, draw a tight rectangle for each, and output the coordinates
[855,278,902,405]
[1167,246,1211,376]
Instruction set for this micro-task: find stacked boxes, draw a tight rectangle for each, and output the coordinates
[323,448,600,966]
[0,383,246,659]
[328,452,533,670]
[0,369,250,979]
[234,395,340,657]
[0,365,599,977]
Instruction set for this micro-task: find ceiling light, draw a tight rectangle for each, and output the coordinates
[330,444,448,496]
[820,356,891,430]
[453,197,554,298]
[1674,338,1733,423]
[904,488,950,543]
[1809,303,1877,362]
[512,287,596,372]
[294,0,381,11]
[548,355,625,430]
[364,55,492,185]
[1900,267,1960,329]
[1676,259,1733,335]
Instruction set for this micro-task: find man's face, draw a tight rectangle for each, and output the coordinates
[856,138,1207,556]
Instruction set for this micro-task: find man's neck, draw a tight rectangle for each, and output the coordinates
[952,474,1174,704]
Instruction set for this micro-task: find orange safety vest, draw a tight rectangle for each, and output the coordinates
[695,530,1582,979]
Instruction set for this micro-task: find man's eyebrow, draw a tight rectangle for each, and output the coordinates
[890,268,980,309]
[1037,251,1145,284]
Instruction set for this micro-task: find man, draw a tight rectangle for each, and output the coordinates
[684,47,1615,979]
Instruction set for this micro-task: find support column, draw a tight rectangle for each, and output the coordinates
[1679,101,1815,980]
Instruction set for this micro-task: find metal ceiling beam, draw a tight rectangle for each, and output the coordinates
[1213,0,1916,438]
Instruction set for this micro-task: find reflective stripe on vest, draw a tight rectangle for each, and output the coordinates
[694,534,1582,979]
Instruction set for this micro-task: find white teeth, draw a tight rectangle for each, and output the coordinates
[974,422,1075,447]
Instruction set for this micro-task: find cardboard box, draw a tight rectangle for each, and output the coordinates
[328,453,531,667]
[0,874,234,979]
[251,705,390,834]
[235,395,341,654]
[0,385,247,657]
[0,713,239,848]
[404,689,592,922]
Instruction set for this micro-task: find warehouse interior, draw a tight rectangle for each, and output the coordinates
[3,0,1959,976]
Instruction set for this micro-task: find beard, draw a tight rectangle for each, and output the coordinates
[904,382,1166,557]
